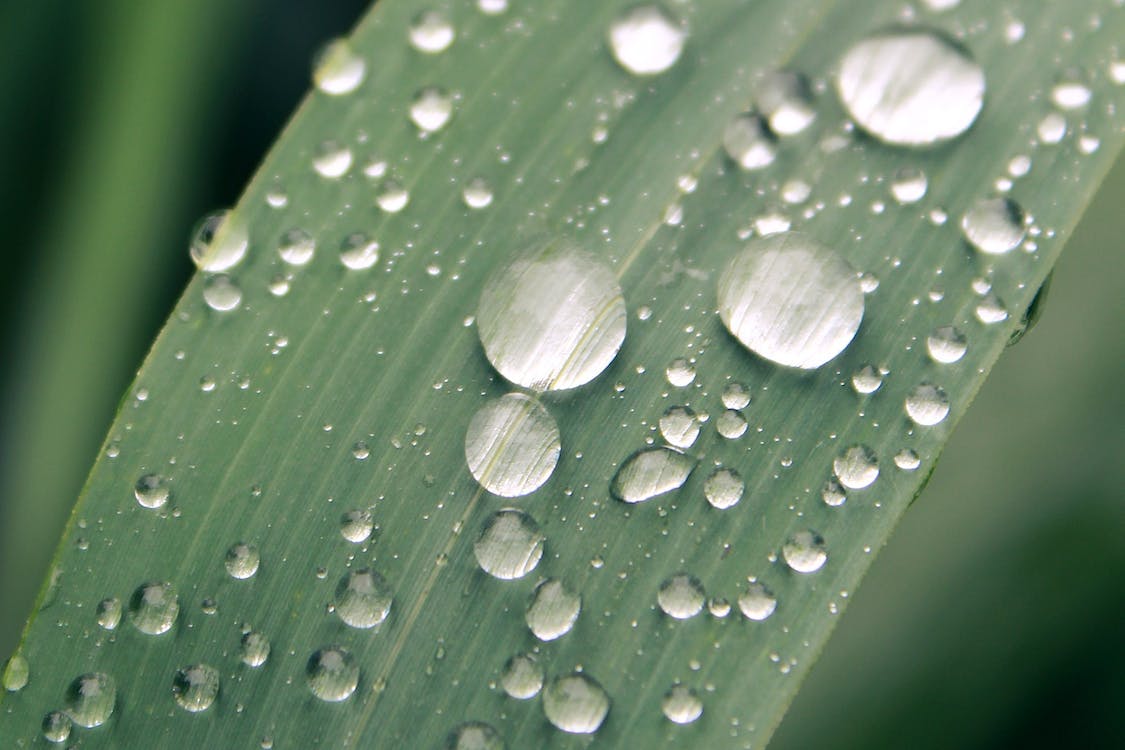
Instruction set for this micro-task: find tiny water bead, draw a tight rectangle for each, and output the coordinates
[722,113,777,171]
[890,167,928,204]
[464,393,561,497]
[445,722,504,750]
[611,447,695,503]
[313,38,366,95]
[312,140,353,178]
[905,382,950,426]
[657,573,705,619]
[542,673,610,735]
[607,5,685,76]
[224,542,260,580]
[833,444,879,490]
[409,11,455,54]
[171,664,220,713]
[189,210,248,273]
[334,569,393,629]
[501,653,543,700]
[961,197,1026,255]
[2,654,28,691]
[894,448,921,471]
[836,29,984,146]
[474,509,545,580]
[340,509,375,543]
[662,684,704,725]
[42,711,72,743]
[757,70,816,136]
[525,578,581,641]
[339,233,380,270]
[715,409,748,439]
[782,530,828,573]
[476,241,626,392]
[96,597,122,630]
[277,227,316,266]
[64,672,116,728]
[659,405,700,449]
[717,233,864,369]
[927,325,968,364]
[129,581,179,635]
[203,275,242,312]
[133,473,169,509]
[850,364,883,394]
[462,177,494,209]
[738,582,777,621]
[703,468,744,510]
[664,358,696,387]
[306,646,359,702]
[721,382,752,410]
[240,631,271,667]
[410,87,454,133]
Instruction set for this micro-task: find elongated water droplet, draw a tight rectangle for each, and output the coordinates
[410,87,454,133]
[703,468,744,510]
[718,233,864,369]
[738,582,777,621]
[722,114,777,170]
[833,444,879,489]
[474,509,544,580]
[2,654,28,692]
[905,382,950,426]
[129,581,179,635]
[172,664,219,713]
[782,530,828,573]
[1051,77,1091,110]
[657,573,705,619]
[190,210,248,273]
[611,447,695,503]
[240,631,271,667]
[542,673,610,734]
[410,11,455,54]
[313,39,366,95]
[134,473,170,509]
[64,672,116,728]
[961,197,1026,255]
[607,5,685,76]
[225,542,260,580]
[526,578,581,641]
[927,325,967,363]
[501,653,543,700]
[465,393,560,497]
[662,684,703,724]
[306,646,359,702]
[334,569,393,628]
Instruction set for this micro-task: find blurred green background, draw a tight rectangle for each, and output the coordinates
[0,2,1121,747]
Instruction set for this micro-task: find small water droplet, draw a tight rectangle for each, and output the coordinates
[376,180,410,213]
[134,473,170,509]
[340,509,375,543]
[129,581,179,635]
[313,39,366,95]
[961,197,1026,255]
[657,573,705,619]
[659,405,700,449]
[926,325,967,363]
[190,210,248,273]
[821,478,847,507]
[894,448,921,471]
[410,11,455,54]
[715,409,748,440]
[542,673,610,734]
[444,721,504,750]
[306,646,359,702]
[64,672,116,728]
[525,578,581,641]
[277,227,316,266]
[339,233,380,270]
[312,140,353,178]
[905,382,950,426]
[171,664,219,712]
[225,542,260,580]
[465,393,561,497]
[410,87,454,133]
[833,444,879,489]
[1051,77,1091,110]
[703,468,744,510]
[203,275,242,312]
[607,5,686,76]
[478,0,508,14]
[890,167,928,204]
[462,177,494,209]
[664,358,696,387]
[240,631,271,667]
[721,382,752,409]
[96,597,122,630]
[738,582,777,621]
[1037,112,1067,144]
[611,447,696,504]
[501,653,543,699]
[975,292,1009,324]
[334,569,393,628]
[42,710,72,743]
[782,530,828,573]
[850,364,883,395]
[662,684,703,724]
[758,70,816,136]
[722,113,777,170]
[474,509,545,580]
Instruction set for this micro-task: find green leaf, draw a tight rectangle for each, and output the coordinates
[2,0,1123,747]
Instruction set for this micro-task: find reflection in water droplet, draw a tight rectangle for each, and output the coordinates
[782,530,828,573]
[890,167,928,204]
[96,598,122,630]
[718,233,864,369]
[410,87,454,133]
[474,509,544,580]
[703,468,744,510]
[542,673,610,734]
[224,542,260,580]
[64,672,116,728]
[42,710,72,743]
[657,573,705,619]
[203,275,242,312]
[334,569,393,629]
[477,241,626,391]
[927,326,967,363]
[129,581,179,635]
[611,447,695,503]
[659,406,700,449]
[501,653,543,699]
[961,197,1026,255]
[306,646,359,702]
[339,233,380,270]
[444,721,504,750]
[905,382,950,426]
[836,29,984,146]
[462,178,494,209]
[340,509,375,543]
[758,71,816,136]
[278,228,316,266]
[722,114,777,170]
[662,684,703,724]
[465,393,561,497]
[833,444,879,489]
[313,39,366,95]
[607,5,685,76]
[738,582,777,621]
[410,11,455,54]
[134,473,170,509]
[190,210,248,273]
[240,631,271,667]
[526,578,581,641]
[171,664,220,713]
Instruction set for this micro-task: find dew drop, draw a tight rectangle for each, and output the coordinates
[42,711,72,743]
[473,509,544,580]
[782,530,828,573]
[312,140,353,178]
[410,11,455,54]
[905,382,950,426]
[715,409,748,440]
[526,578,581,641]
[738,582,777,621]
[64,672,116,728]
[277,227,316,266]
[1051,78,1091,110]
[662,684,703,724]
[926,325,967,363]
[410,87,454,133]
[376,180,410,213]
[134,473,170,509]
[340,509,375,543]
[129,581,179,635]
[961,197,1026,255]
[240,631,271,667]
[224,542,260,580]
[2,654,28,692]
[478,0,508,14]
[190,210,248,273]
[465,393,560,497]
[850,364,883,395]
[1037,112,1067,144]
[607,5,686,76]
[664,357,696,387]
[313,39,366,95]
[833,444,879,489]
[821,478,847,507]
[501,653,543,700]
[444,721,504,750]
[96,597,122,630]
[659,405,700,449]
[894,448,921,471]
[462,177,494,209]
[975,292,1009,324]
[203,275,242,312]
[339,233,380,270]
[171,664,219,713]
[657,573,705,619]
[758,70,816,136]
[306,646,359,702]
[611,447,696,504]
[722,113,777,170]
[703,468,744,510]
[334,569,393,629]
[708,597,731,618]
[890,167,928,204]
[542,673,610,734]
[721,382,752,409]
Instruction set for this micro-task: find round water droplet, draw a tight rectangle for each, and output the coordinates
[477,241,626,391]
[542,673,610,734]
[708,597,731,618]
[340,509,374,543]
[312,140,353,178]
[851,364,883,394]
[961,197,1026,255]
[133,473,169,509]
[240,631,271,667]
[758,70,816,136]
[171,664,219,713]
[1037,112,1067,144]
[410,11,455,54]
[2,654,28,692]
[42,710,72,743]
[96,597,122,630]
[410,87,454,133]
[190,210,248,273]
[722,114,777,170]
[664,358,696,387]
[224,542,260,580]
[526,578,581,641]
[376,180,410,213]
[657,573,705,619]
[715,409,748,440]
[659,406,699,449]
[607,5,686,76]
[738,582,777,621]
[306,646,359,702]
[1051,78,1091,110]
[721,382,752,409]
[611,447,696,503]
[975,292,1009,324]
[703,468,744,510]
[464,393,561,497]
[836,29,984,146]
[905,382,950,426]
[444,721,504,750]
[339,233,380,270]
[474,509,544,580]
[782,530,828,573]
[334,569,393,628]
[462,177,494,209]
[894,448,921,471]
[662,684,703,724]
[890,167,928,204]
[927,325,967,363]
[821,478,847,507]
[203,275,242,312]
[278,228,316,266]
[833,444,879,490]
[313,39,366,95]
[718,233,864,369]
[501,653,543,699]
[64,672,116,728]
[129,581,179,635]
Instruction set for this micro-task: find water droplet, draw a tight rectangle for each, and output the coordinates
[718,233,864,369]
[708,597,731,618]
[721,382,752,409]
[312,140,353,178]
[975,292,1009,324]
[611,447,695,503]
[278,227,316,266]
[376,180,410,213]
[128,581,179,635]
[926,325,967,363]
[758,70,816,136]
[171,664,219,713]
[334,569,393,628]
[190,210,248,273]
[410,87,454,133]
[821,478,847,507]
[737,582,777,621]
[410,11,455,54]
[2,654,28,692]
[465,393,560,497]
[782,530,828,573]
[1051,78,1091,110]
[894,448,921,471]
[542,673,610,734]
[444,721,504,750]
[42,710,72,743]
[240,631,271,667]
[851,364,883,395]
[722,114,777,170]
[905,382,950,426]
[225,542,260,580]
[664,357,696,387]
[833,444,879,489]
[474,509,544,580]
[501,653,543,699]
[203,275,242,312]
[134,473,170,509]
[462,177,494,209]
[306,646,359,702]
[339,233,380,270]
[781,179,812,204]
[836,29,984,146]
[340,509,374,543]
[703,468,744,510]
[96,597,122,630]
[657,573,705,619]
[64,672,116,728]
[961,197,1026,255]
[607,5,685,76]
[313,39,366,95]
[662,684,703,724]
[478,0,508,14]
[715,409,748,440]
[659,406,699,449]
[890,167,928,204]
[1037,112,1067,144]
[526,578,581,641]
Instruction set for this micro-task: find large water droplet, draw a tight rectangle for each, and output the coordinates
[444,721,504,750]
[306,646,359,702]
[190,210,248,273]
[833,444,879,489]
[659,406,700,449]
[738,582,777,621]
[722,113,777,170]
[340,509,375,543]
[464,393,560,497]
[905,382,950,426]
[225,542,260,580]
[525,578,581,641]
[501,653,543,699]
[334,569,393,628]
[133,473,169,509]
[477,241,626,391]
[657,573,705,619]
[542,673,610,734]
[313,39,366,95]
[473,509,544,580]
[171,664,219,712]
[703,468,744,510]
[782,530,828,573]
[960,197,1026,255]
[836,29,984,146]
[129,581,179,635]
[718,233,864,369]
[662,684,703,724]
[607,5,686,76]
[611,447,696,503]
[64,672,116,728]
[410,87,454,133]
